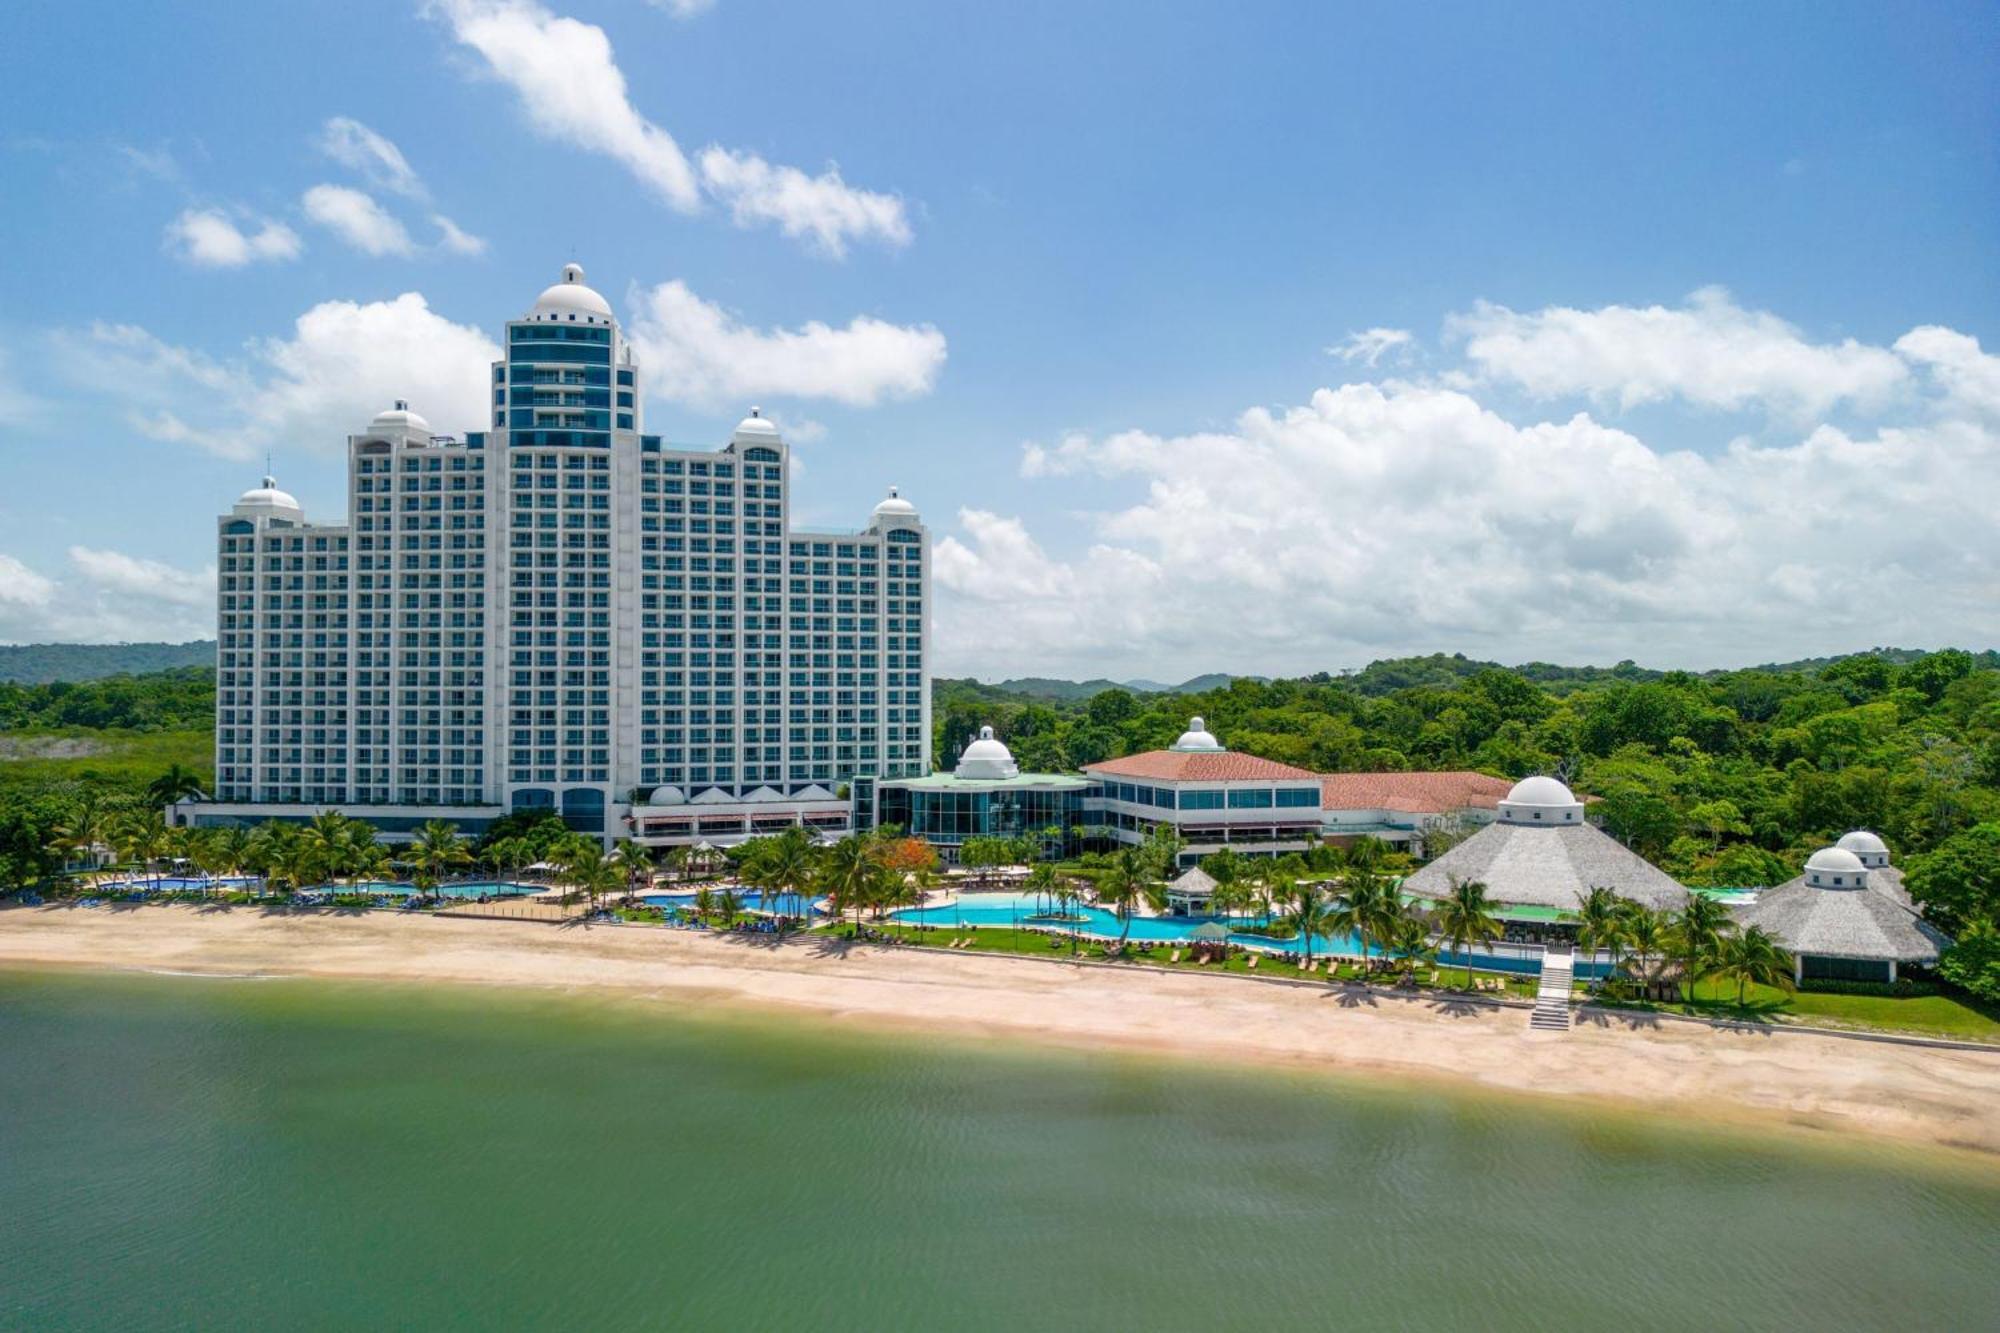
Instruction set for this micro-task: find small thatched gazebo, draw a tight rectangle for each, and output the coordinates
[1167,866,1219,916]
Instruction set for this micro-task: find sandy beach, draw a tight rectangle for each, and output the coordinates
[4,902,1998,1158]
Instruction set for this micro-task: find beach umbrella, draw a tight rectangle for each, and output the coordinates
[1190,922,1230,943]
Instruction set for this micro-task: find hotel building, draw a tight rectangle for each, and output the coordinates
[190,264,930,846]
[861,716,1324,868]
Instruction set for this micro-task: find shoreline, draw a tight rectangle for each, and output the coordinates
[5,902,1999,1162]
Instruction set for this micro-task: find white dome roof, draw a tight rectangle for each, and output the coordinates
[369,400,431,435]
[1497,774,1585,825]
[732,407,781,443]
[1805,846,1867,874]
[531,262,613,320]
[955,725,1020,780]
[1836,830,1889,858]
[872,485,919,523]
[1169,716,1225,752]
[234,475,301,514]
[646,785,686,806]
[1505,775,1575,807]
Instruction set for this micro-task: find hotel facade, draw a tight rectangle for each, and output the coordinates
[187,264,931,846]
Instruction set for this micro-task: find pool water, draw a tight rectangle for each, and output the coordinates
[893,892,1609,975]
[96,878,544,900]
[642,888,817,915]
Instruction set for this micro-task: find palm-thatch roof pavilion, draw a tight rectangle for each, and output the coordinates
[1166,866,1218,916]
[1401,776,1687,915]
[1733,839,1949,984]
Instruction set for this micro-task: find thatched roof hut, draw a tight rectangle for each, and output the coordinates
[1401,777,1686,912]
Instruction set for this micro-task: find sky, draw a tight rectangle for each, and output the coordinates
[0,0,1995,680]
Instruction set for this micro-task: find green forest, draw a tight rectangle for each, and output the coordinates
[3,647,1998,1003]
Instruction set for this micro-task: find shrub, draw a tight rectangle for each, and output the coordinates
[1935,927,2000,1005]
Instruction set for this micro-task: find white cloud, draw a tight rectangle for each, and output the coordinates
[0,548,214,644]
[430,0,911,254]
[646,0,714,16]
[1894,326,2000,419]
[1329,327,1413,367]
[1450,286,1911,417]
[0,554,57,610]
[937,307,2000,678]
[164,208,302,268]
[302,184,416,257]
[697,148,911,258]
[72,293,499,461]
[319,116,423,198]
[626,279,946,408]
[67,546,211,607]
[433,214,488,256]
[429,0,700,210]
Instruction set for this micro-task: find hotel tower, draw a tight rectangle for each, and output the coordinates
[193,264,930,847]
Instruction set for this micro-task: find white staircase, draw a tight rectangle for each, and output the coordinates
[1529,946,1573,1031]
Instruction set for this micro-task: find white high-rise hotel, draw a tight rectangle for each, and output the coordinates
[193,265,930,846]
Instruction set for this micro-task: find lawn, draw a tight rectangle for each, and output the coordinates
[1660,977,2000,1043]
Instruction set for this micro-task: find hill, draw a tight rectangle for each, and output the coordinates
[0,641,215,684]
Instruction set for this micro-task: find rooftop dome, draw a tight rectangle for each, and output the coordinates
[954,725,1020,781]
[732,407,781,445]
[1804,845,1872,889]
[645,785,686,807]
[872,485,919,524]
[368,400,431,435]
[1169,716,1225,752]
[1836,830,1891,867]
[531,262,613,320]
[233,475,301,515]
[1805,846,1867,876]
[1497,774,1584,825]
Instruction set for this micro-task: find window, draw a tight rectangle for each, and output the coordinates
[1227,788,1274,809]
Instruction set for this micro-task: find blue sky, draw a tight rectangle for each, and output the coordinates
[1,1,1995,677]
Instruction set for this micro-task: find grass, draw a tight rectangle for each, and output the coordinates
[1589,977,2000,1044]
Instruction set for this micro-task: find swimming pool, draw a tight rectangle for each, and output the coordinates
[95,878,544,900]
[890,892,1612,976]
[641,888,818,915]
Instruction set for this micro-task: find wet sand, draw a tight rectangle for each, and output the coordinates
[3,902,1997,1157]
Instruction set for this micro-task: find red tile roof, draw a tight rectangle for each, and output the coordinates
[1085,750,1321,783]
[1319,770,1513,815]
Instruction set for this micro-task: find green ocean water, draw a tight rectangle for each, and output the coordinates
[2,969,1996,1331]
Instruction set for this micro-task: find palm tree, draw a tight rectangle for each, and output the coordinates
[1430,876,1502,990]
[409,820,471,902]
[114,811,169,887]
[610,839,653,901]
[818,835,884,936]
[1387,903,1438,981]
[146,764,205,808]
[350,838,392,889]
[301,811,360,889]
[1025,860,1060,918]
[1671,892,1737,1007]
[1574,885,1629,990]
[1283,879,1336,967]
[1621,905,1670,999]
[750,826,816,921]
[1714,925,1795,1008]
[1096,847,1162,952]
[1329,870,1400,974]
